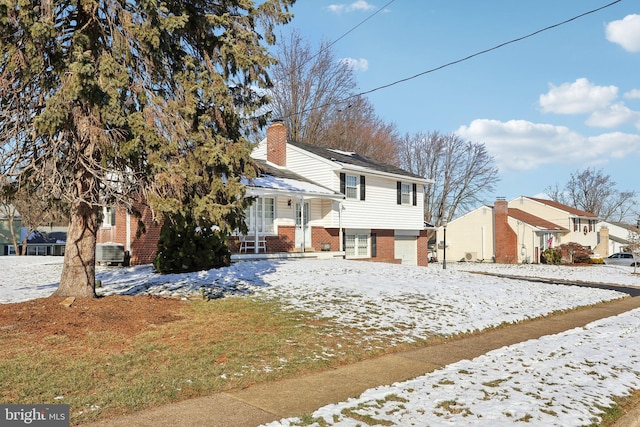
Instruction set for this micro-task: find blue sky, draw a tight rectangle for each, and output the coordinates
[277,0,640,204]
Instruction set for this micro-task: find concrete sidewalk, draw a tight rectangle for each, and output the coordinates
[85,295,640,427]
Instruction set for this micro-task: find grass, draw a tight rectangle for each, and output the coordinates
[2,294,638,426]
[0,296,422,425]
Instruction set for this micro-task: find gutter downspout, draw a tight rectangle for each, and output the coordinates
[301,195,306,253]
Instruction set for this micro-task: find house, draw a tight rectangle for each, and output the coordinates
[248,121,433,265]
[21,227,67,256]
[0,205,21,255]
[96,203,162,265]
[595,220,640,256]
[97,122,433,266]
[437,196,599,264]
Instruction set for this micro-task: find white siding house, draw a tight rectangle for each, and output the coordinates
[248,122,433,265]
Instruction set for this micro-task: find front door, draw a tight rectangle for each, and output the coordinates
[295,202,311,250]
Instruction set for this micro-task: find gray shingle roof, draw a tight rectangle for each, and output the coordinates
[288,140,425,180]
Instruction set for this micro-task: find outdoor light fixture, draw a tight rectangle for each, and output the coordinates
[442,220,447,270]
[287,199,292,207]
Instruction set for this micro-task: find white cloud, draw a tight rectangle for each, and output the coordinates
[606,14,640,52]
[624,89,640,100]
[539,78,618,115]
[585,103,640,129]
[327,0,376,14]
[340,57,369,72]
[455,119,640,172]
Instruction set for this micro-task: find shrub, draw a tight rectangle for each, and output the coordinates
[154,213,230,274]
[557,242,593,264]
[589,257,604,265]
[541,248,562,264]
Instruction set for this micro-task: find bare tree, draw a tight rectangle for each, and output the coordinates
[320,97,401,164]
[545,168,637,221]
[397,131,500,226]
[270,31,400,163]
[626,229,640,274]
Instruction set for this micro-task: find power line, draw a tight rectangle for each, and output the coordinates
[290,0,624,118]
[284,0,396,88]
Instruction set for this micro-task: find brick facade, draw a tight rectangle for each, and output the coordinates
[417,230,430,266]
[494,199,518,264]
[96,203,162,266]
[372,229,395,262]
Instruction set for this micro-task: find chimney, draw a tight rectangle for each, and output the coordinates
[266,121,287,167]
[494,198,518,264]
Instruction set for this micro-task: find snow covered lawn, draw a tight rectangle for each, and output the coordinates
[2,256,640,426]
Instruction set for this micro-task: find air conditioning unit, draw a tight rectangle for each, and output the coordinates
[96,243,125,265]
[464,252,477,262]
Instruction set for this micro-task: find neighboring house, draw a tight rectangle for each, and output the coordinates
[595,221,640,256]
[437,197,599,264]
[0,205,22,255]
[98,122,433,266]
[22,227,67,256]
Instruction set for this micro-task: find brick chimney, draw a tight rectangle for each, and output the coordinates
[494,198,518,264]
[266,121,287,167]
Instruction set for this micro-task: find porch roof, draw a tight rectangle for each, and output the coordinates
[245,160,344,201]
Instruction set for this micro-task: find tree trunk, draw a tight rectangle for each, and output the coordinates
[52,202,99,298]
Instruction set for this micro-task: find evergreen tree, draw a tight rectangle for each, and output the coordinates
[0,0,294,297]
[154,213,230,274]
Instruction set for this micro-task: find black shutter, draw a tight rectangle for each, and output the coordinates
[371,233,377,258]
[412,183,417,206]
[397,181,402,205]
[340,173,346,195]
[360,175,366,201]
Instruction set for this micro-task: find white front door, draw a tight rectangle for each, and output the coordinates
[295,202,311,249]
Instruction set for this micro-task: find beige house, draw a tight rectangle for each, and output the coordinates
[595,221,640,257]
[437,197,599,264]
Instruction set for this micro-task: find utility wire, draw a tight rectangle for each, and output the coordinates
[289,0,624,118]
[283,0,396,90]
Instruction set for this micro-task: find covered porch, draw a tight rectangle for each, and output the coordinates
[232,164,346,259]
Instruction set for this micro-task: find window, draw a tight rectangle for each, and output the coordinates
[103,206,116,227]
[345,233,369,257]
[346,175,358,199]
[401,183,411,204]
[397,181,416,205]
[340,173,365,200]
[245,197,275,233]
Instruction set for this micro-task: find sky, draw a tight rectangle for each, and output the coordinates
[275,0,640,204]
[3,256,640,425]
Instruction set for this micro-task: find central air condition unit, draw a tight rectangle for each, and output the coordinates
[96,243,125,265]
[464,252,477,262]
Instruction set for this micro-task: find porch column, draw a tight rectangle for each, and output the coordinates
[254,200,259,253]
[338,201,343,252]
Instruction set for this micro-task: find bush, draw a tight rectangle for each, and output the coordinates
[154,213,230,274]
[589,257,604,265]
[557,242,593,264]
[541,248,562,264]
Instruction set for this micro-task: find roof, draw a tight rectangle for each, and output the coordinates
[288,140,428,181]
[246,159,343,199]
[528,197,598,218]
[508,208,568,231]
